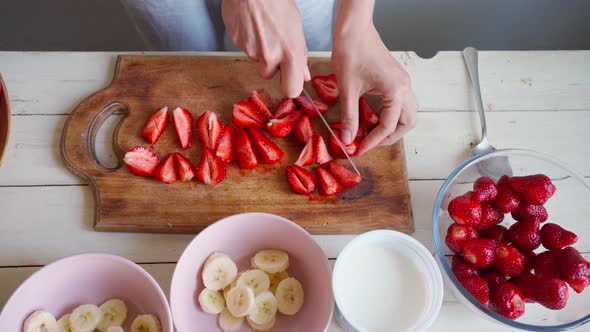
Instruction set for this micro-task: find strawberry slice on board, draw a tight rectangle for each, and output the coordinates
[359,96,379,127]
[314,135,332,165]
[293,114,316,144]
[174,152,197,182]
[196,110,223,151]
[312,74,339,102]
[172,107,194,150]
[273,98,296,119]
[233,127,259,170]
[317,165,343,196]
[123,146,160,177]
[325,160,361,188]
[329,133,360,159]
[153,153,178,184]
[286,165,317,195]
[141,107,169,144]
[216,124,236,163]
[294,96,329,119]
[232,100,267,128]
[249,88,274,119]
[195,148,226,186]
[248,128,284,165]
[294,137,314,167]
[267,110,302,138]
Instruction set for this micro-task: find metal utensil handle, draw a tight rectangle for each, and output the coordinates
[463,47,488,141]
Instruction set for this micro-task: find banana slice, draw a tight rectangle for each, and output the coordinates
[237,269,270,296]
[57,314,72,332]
[223,271,243,298]
[97,299,128,331]
[276,277,304,315]
[202,252,238,291]
[218,308,244,332]
[252,250,289,274]
[247,315,276,331]
[69,304,102,332]
[106,327,124,332]
[23,310,58,332]
[225,285,255,317]
[267,271,289,294]
[198,288,225,314]
[131,314,161,332]
[247,291,278,325]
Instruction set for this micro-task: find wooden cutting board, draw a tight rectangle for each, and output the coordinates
[61,55,412,234]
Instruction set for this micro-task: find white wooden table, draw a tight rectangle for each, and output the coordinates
[0,51,589,331]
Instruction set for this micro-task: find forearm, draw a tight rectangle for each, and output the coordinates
[334,0,375,39]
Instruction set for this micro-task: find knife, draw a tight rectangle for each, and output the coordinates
[301,88,361,176]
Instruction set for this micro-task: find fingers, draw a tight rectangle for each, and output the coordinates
[358,95,403,155]
[339,85,361,145]
[376,92,418,147]
[257,60,279,80]
[279,55,306,98]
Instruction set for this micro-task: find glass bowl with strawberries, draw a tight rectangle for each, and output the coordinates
[433,149,590,331]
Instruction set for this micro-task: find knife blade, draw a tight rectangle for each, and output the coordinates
[301,88,361,176]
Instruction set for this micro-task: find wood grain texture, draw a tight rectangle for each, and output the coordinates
[0,73,9,167]
[61,55,412,234]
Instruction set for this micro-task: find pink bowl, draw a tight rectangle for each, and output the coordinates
[0,253,173,331]
[170,212,334,332]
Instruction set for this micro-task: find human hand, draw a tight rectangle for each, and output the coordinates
[222,0,311,98]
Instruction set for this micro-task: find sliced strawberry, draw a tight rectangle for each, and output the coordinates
[195,148,226,186]
[174,152,196,182]
[248,128,284,165]
[273,98,296,119]
[172,107,194,150]
[311,74,339,102]
[295,138,314,167]
[286,165,317,195]
[141,107,169,144]
[267,110,302,138]
[314,135,332,165]
[232,100,266,128]
[294,96,329,119]
[293,115,316,144]
[317,166,343,196]
[329,133,360,159]
[123,146,160,177]
[325,160,361,188]
[216,124,236,163]
[153,153,177,184]
[359,97,379,127]
[249,88,273,119]
[196,110,223,150]
[233,128,259,170]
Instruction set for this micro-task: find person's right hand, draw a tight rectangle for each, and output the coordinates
[222,0,310,98]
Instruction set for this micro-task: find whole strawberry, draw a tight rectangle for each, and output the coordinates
[511,272,569,310]
[473,176,498,202]
[452,255,480,279]
[489,282,526,319]
[463,238,497,268]
[534,250,561,279]
[559,247,590,293]
[479,225,509,244]
[510,271,538,303]
[521,250,537,272]
[446,224,479,253]
[448,192,482,226]
[540,223,578,250]
[508,219,541,251]
[508,174,556,205]
[480,268,506,287]
[492,176,521,213]
[459,276,490,306]
[493,243,525,276]
[511,203,548,223]
[475,203,504,230]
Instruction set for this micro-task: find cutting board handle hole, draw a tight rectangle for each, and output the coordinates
[91,102,128,170]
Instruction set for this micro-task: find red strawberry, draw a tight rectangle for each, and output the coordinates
[267,110,302,138]
[248,128,284,165]
[492,176,521,213]
[153,153,177,184]
[273,98,296,119]
[249,89,273,119]
[330,122,366,139]
[493,243,525,276]
[196,111,223,151]
[459,276,490,306]
[452,255,480,279]
[511,203,548,223]
[510,271,538,303]
[314,135,332,165]
[522,250,537,272]
[508,174,556,205]
[534,250,561,279]
[195,148,226,186]
[508,219,541,251]
[446,223,479,253]
[448,192,482,226]
[293,114,315,144]
[531,277,570,310]
[559,247,590,293]
[462,238,496,268]
[295,138,314,167]
[473,177,498,202]
[232,100,266,128]
[294,96,329,119]
[233,128,259,170]
[475,203,504,230]
[540,223,578,250]
[481,269,506,286]
[317,166,343,196]
[312,74,339,102]
[172,107,194,150]
[123,146,160,177]
[329,131,360,159]
[359,96,379,127]
[325,160,362,188]
[489,282,525,319]
[216,124,236,163]
[174,153,196,182]
[286,165,317,195]
[479,225,509,244]
[141,107,169,144]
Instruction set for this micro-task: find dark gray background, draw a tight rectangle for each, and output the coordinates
[1,0,589,58]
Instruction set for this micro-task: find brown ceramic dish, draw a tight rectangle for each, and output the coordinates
[0,73,9,167]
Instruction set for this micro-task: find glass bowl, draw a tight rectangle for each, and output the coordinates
[432,149,590,331]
